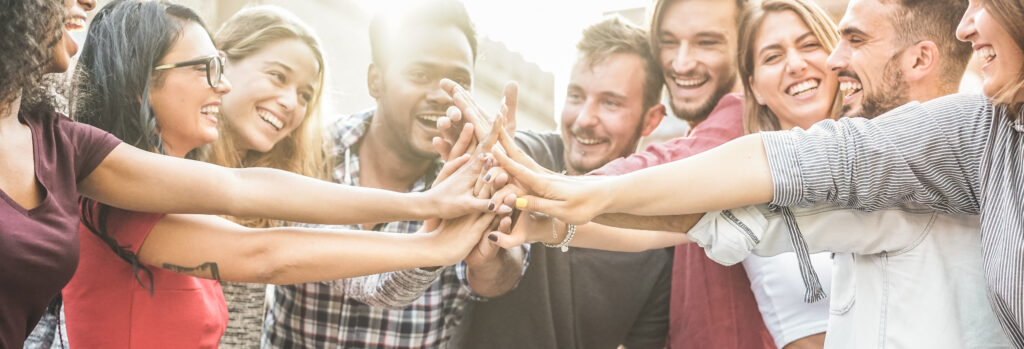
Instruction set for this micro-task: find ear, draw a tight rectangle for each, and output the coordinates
[903,41,939,83]
[639,104,667,137]
[749,76,766,105]
[367,63,383,99]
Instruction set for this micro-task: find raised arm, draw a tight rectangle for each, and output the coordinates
[79,144,494,226]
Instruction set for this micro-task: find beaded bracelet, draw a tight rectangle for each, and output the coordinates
[542,220,577,252]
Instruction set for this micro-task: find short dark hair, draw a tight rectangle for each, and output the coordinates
[368,0,478,69]
[649,0,748,61]
[884,0,971,89]
[577,16,662,112]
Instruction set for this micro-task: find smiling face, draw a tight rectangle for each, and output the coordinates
[147,22,232,157]
[370,24,473,160]
[221,38,318,153]
[657,0,739,125]
[48,0,95,73]
[957,0,1024,103]
[561,53,656,175]
[750,10,838,129]
[828,0,911,118]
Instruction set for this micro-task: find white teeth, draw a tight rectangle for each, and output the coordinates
[839,81,862,98]
[257,109,283,130]
[977,47,997,63]
[418,115,443,123]
[200,105,220,115]
[574,135,603,145]
[786,79,820,96]
[64,18,86,31]
[674,77,706,87]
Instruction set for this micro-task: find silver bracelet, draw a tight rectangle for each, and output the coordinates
[542,221,577,252]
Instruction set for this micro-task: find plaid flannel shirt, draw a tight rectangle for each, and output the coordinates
[261,109,472,348]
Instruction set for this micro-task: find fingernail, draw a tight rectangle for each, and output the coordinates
[497,205,512,215]
[483,173,492,182]
[487,234,498,242]
[487,202,495,211]
[515,198,528,209]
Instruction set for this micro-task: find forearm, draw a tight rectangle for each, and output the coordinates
[340,268,444,309]
[81,146,430,225]
[465,246,526,298]
[592,213,703,232]
[601,134,773,216]
[140,215,453,285]
[568,222,690,252]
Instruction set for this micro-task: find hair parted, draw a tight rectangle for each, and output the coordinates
[577,15,663,112]
[208,5,330,228]
[73,0,209,292]
[737,0,842,133]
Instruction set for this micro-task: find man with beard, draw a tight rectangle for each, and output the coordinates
[689,0,1003,347]
[449,16,673,349]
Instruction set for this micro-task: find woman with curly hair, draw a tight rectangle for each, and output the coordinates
[0,0,500,347]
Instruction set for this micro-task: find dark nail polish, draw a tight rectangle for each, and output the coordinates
[484,173,492,182]
[487,202,495,211]
[488,234,498,242]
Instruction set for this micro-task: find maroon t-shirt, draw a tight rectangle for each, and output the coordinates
[0,108,120,348]
[593,94,776,349]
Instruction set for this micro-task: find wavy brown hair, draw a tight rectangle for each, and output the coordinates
[207,5,329,228]
[737,0,842,133]
[0,0,64,113]
[982,0,1024,116]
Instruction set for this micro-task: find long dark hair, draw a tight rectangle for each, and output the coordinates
[73,0,209,291]
[0,0,64,113]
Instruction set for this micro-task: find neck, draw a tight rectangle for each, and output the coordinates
[0,95,23,132]
[356,121,434,192]
[911,78,955,104]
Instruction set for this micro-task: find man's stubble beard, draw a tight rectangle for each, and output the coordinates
[670,74,736,125]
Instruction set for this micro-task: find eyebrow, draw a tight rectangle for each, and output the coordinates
[567,84,628,100]
[757,32,816,57]
[840,26,869,38]
[266,60,294,73]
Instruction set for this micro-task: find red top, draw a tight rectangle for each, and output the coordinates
[592,94,776,349]
[63,202,227,348]
[0,109,120,348]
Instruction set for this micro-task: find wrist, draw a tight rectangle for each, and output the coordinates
[409,192,432,220]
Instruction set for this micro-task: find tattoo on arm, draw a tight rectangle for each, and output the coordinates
[162,262,222,281]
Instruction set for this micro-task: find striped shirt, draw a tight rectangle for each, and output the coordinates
[761,93,1024,347]
[261,109,470,348]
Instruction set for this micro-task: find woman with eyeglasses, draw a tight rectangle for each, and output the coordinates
[0,0,502,347]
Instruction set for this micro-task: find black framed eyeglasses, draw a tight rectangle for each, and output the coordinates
[153,54,225,88]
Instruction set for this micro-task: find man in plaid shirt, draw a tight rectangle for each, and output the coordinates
[261,1,528,347]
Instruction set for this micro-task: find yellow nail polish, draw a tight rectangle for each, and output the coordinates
[515,198,528,209]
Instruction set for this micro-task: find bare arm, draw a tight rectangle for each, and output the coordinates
[137,212,494,285]
[79,144,492,225]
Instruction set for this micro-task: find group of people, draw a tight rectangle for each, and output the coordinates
[2,0,1022,349]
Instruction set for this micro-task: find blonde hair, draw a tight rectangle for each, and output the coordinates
[737,0,842,134]
[983,0,1024,117]
[209,5,329,228]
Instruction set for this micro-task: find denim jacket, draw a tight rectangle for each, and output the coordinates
[688,204,1011,348]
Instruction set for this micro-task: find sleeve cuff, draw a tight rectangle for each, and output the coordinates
[686,205,768,266]
[761,131,806,207]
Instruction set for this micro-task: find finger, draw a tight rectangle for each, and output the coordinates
[443,79,493,141]
[450,122,475,159]
[433,137,453,161]
[495,122,546,173]
[487,230,525,249]
[493,147,552,196]
[489,184,526,214]
[446,104,463,124]
[497,215,512,234]
[502,82,518,132]
[435,154,469,183]
[475,233,498,258]
[509,195,571,221]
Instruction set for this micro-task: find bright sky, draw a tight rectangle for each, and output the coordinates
[357,0,654,116]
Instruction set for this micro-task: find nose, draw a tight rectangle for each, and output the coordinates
[78,0,96,11]
[575,100,601,128]
[276,88,300,113]
[826,42,850,72]
[786,49,808,75]
[215,74,232,95]
[671,43,698,74]
[426,81,454,107]
[955,4,978,42]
